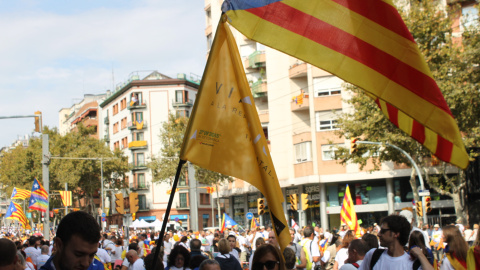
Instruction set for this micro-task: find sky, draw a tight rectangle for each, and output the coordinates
[0,0,207,148]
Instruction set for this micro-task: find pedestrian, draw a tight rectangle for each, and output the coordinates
[251,244,285,270]
[227,235,240,262]
[249,237,266,270]
[299,226,320,270]
[339,239,369,270]
[431,224,443,261]
[125,250,144,270]
[0,238,22,270]
[198,260,221,270]
[361,234,378,251]
[464,225,475,246]
[287,228,306,270]
[283,247,297,270]
[214,239,242,270]
[40,211,102,270]
[36,245,50,269]
[166,245,191,270]
[358,214,433,270]
[440,225,468,270]
[466,226,480,269]
[408,231,434,266]
[333,230,355,270]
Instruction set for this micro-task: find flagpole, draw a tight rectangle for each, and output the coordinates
[151,159,186,270]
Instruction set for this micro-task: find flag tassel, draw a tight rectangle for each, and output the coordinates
[151,159,186,270]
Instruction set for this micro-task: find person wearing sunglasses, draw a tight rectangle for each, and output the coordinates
[251,244,285,270]
[357,215,433,270]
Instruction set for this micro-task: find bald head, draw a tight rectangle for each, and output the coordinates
[126,250,139,263]
[0,238,18,266]
[268,231,278,247]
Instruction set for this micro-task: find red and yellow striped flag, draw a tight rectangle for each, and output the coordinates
[58,191,72,207]
[11,187,31,200]
[340,185,361,237]
[223,0,469,169]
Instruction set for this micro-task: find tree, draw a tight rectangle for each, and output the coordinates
[0,124,129,217]
[333,0,480,224]
[148,114,233,221]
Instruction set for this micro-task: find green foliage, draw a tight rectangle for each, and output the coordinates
[0,124,129,210]
[148,114,233,185]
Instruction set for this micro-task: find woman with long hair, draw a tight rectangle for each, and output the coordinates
[408,230,434,265]
[333,230,355,270]
[440,225,468,270]
[251,244,285,270]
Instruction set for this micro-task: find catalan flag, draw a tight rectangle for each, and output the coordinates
[11,187,31,200]
[340,185,361,237]
[251,217,260,230]
[220,213,238,233]
[58,191,72,207]
[180,17,290,252]
[222,0,469,169]
[136,120,144,130]
[28,178,48,212]
[6,201,31,229]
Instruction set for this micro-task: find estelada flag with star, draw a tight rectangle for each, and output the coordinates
[180,16,290,252]
[28,178,48,212]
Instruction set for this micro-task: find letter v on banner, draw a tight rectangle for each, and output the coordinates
[180,15,290,252]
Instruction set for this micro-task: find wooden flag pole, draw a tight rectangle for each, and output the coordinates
[151,159,186,270]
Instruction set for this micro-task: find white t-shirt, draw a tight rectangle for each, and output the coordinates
[36,254,50,269]
[339,260,363,270]
[164,241,173,262]
[334,248,349,269]
[96,248,112,263]
[130,258,145,270]
[464,229,474,242]
[358,249,422,270]
[111,245,124,261]
[24,246,40,265]
[230,249,240,262]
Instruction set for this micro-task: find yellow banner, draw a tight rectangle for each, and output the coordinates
[180,16,290,252]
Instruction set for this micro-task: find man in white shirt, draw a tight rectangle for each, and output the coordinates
[358,215,432,270]
[238,231,250,263]
[24,237,40,266]
[339,239,369,270]
[431,224,443,261]
[125,250,144,270]
[36,245,51,269]
[227,235,240,262]
[300,226,320,270]
[96,245,112,265]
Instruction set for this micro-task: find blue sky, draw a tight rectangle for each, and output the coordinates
[0,0,207,147]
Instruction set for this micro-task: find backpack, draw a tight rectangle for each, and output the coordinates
[370,249,421,270]
[301,239,314,270]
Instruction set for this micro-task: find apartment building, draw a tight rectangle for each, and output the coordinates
[204,0,468,229]
[59,93,106,138]
[98,71,214,230]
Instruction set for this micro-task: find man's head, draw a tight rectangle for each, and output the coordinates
[260,226,265,232]
[0,238,18,269]
[190,239,202,251]
[41,245,49,255]
[378,215,411,247]
[199,259,221,270]
[303,226,314,239]
[347,239,369,262]
[227,235,236,250]
[126,250,139,264]
[54,211,101,270]
[434,224,440,231]
[268,231,278,247]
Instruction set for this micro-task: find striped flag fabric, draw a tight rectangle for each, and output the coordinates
[251,217,260,230]
[222,0,469,169]
[11,187,31,200]
[58,191,72,207]
[28,178,48,212]
[6,201,31,229]
[220,213,238,232]
[340,185,361,237]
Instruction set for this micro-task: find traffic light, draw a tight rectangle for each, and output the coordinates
[425,196,432,213]
[301,193,309,210]
[416,201,423,217]
[34,111,42,133]
[350,138,358,154]
[129,192,139,214]
[257,198,265,215]
[114,193,124,214]
[289,194,298,211]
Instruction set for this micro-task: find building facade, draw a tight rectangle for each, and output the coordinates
[204,0,465,230]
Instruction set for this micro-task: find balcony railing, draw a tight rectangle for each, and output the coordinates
[245,51,266,69]
[128,140,147,150]
[251,80,268,98]
[130,182,150,191]
[104,117,109,124]
[130,162,148,171]
[127,120,147,130]
[104,133,110,142]
[127,100,147,110]
[172,99,194,107]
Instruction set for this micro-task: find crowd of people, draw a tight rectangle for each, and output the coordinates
[1,210,480,270]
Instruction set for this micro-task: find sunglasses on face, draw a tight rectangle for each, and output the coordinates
[252,261,279,270]
[379,228,392,234]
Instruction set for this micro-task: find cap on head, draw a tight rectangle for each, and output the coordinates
[434,224,440,228]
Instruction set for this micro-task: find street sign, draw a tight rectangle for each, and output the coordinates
[246,212,253,220]
[174,217,179,222]
[418,190,430,196]
[102,213,106,217]
[101,217,106,222]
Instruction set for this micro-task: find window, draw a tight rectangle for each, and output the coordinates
[135,153,145,166]
[137,173,146,188]
[133,132,144,141]
[200,193,211,205]
[113,104,119,115]
[130,92,143,105]
[294,142,312,163]
[131,112,143,122]
[206,34,213,51]
[313,76,343,97]
[113,122,119,134]
[179,193,188,208]
[321,144,339,161]
[179,176,187,187]
[121,117,127,129]
[176,110,190,118]
[176,90,188,103]
[138,194,147,210]
[122,137,128,149]
[120,98,127,110]
[316,111,338,131]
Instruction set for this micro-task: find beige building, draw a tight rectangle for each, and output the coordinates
[204,0,466,229]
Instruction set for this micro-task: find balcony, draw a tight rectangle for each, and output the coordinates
[172,99,194,107]
[244,51,266,69]
[104,117,109,124]
[130,182,150,191]
[104,133,110,142]
[128,140,147,150]
[130,162,148,171]
[127,100,147,110]
[251,80,268,98]
[291,94,310,111]
[127,120,147,130]
[289,62,308,78]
